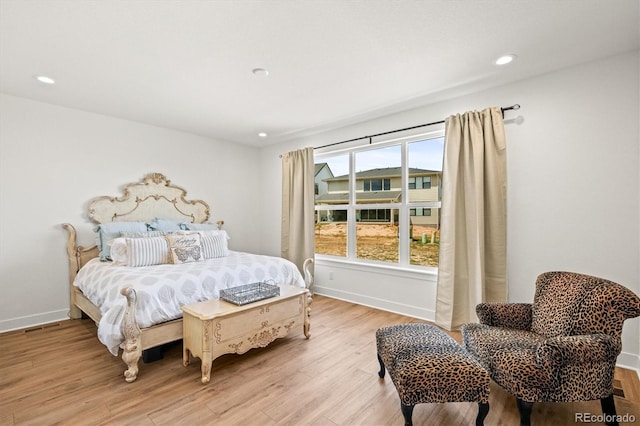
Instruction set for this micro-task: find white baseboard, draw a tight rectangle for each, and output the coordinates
[0,309,69,333]
[315,286,434,322]
[617,352,640,376]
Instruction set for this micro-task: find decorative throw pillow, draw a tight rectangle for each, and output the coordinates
[120,230,168,238]
[107,238,128,265]
[182,222,221,231]
[125,236,171,267]
[198,230,230,259]
[148,218,185,232]
[165,233,203,264]
[95,221,149,261]
[107,231,170,266]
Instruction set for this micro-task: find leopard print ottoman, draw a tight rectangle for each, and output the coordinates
[376,323,490,426]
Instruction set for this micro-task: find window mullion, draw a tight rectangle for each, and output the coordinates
[398,141,409,266]
[347,151,357,258]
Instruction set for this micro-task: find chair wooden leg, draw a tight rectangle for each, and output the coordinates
[377,353,385,378]
[400,403,414,426]
[600,394,619,426]
[476,402,490,425]
[516,399,533,426]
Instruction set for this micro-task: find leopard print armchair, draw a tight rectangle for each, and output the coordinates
[462,271,640,426]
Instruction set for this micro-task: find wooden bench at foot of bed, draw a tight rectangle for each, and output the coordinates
[182,286,310,384]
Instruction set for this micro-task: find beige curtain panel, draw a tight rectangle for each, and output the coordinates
[436,107,508,330]
[281,147,315,275]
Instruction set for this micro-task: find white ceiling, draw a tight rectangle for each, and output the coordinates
[1,1,638,147]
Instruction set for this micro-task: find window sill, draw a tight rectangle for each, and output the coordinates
[314,255,438,282]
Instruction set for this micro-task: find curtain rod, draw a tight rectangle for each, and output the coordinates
[314,104,520,151]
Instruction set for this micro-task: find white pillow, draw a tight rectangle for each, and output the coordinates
[197,230,230,259]
[126,236,171,267]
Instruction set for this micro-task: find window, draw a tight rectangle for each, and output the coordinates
[408,176,431,189]
[314,133,444,268]
[410,208,432,216]
[359,208,392,222]
[364,178,391,191]
[315,209,348,256]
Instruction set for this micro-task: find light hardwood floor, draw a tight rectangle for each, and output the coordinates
[1,295,639,425]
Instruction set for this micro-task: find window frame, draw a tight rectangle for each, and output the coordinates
[314,129,444,271]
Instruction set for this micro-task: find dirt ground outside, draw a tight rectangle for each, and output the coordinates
[315,222,440,266]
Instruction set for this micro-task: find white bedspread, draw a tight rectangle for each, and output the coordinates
[74,251,305,355]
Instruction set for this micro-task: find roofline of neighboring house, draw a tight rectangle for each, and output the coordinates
[314,162,334,178]
[315,190,403,203]
[325,167,440,182]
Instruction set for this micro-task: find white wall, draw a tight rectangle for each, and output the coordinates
[0,94,261,331]
[1,50,638,371]
[259,50,640,371]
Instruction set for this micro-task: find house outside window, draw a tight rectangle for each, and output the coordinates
[314,133,444,268]
[410,208,432,216]
[364,178,391,191]
[408,176,431,189]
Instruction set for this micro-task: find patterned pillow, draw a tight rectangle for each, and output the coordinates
[108,238,128,265]
[165,234,203,264]
[125,236,171,267]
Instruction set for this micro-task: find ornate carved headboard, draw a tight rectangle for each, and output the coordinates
[88,172,210,224]
[63,173,219,284]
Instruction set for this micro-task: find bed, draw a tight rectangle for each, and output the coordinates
[63,172,313,383]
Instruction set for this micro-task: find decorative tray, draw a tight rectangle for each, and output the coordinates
[219,282,280,306]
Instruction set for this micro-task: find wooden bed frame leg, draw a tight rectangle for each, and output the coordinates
[120,287,142,383]
[62,223,87,320]
[303,258,314,295]
[304,293,312,339]
[303,258,314,339]
[69,304,83,319]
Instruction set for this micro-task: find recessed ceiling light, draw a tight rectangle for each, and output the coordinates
[495,54,517,66]
[258,132,268,138]
[33,75,55,84]
[252,68,269,77]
